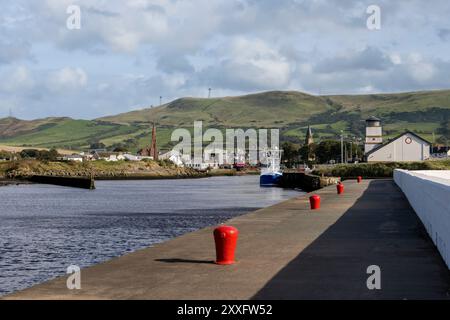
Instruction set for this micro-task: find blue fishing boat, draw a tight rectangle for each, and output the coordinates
[260,148,283,186]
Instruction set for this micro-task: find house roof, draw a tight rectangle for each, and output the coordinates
[366,116,381,122]
[95,152,120,157]
[365,131,431,156]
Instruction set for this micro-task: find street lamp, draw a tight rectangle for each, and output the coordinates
[349,136,356,163]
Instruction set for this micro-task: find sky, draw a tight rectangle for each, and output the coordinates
[1,0,450,120]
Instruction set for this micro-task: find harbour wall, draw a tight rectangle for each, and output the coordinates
[394,169,450,268]
[279,172,339,192]
[6,179,450,299]
[27,175,95,189]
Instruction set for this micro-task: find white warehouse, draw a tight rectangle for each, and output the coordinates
[364,117,431,162]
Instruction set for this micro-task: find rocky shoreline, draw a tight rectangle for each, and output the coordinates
[2,160,207,180]
[0,160,255,186]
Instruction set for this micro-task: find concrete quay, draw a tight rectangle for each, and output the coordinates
[4,179,450,300]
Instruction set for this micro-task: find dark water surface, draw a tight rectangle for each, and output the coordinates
[0,175,301,296]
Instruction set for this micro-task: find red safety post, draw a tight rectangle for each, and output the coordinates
[309,195,321,210]
[213,225,238,265]
[337,183,344,195]
[357,176,362,183]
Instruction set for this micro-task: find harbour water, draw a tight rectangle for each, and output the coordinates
[0,175,301,296]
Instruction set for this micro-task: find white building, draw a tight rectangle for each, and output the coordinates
[159,150,184,166]
[160,148,236,169]
[364,126,431,162]
[92,152,126,162]
[106,154,125,162]
[123,154,141,161]
[57,154,84,162]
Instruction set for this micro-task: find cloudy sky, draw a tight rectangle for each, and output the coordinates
[1,0,450,119]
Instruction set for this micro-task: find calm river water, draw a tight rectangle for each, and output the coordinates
[0,175,301,296]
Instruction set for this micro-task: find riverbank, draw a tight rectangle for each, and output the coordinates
[0,159,246,180]
[5,179,449,299]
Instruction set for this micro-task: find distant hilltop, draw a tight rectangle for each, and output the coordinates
[1,89,450,152]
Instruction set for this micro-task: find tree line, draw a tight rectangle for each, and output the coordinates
[281,140,363,167]
[11,149,61,161]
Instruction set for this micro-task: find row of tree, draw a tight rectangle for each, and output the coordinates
[281,140,363,167]
[19,149,60,161]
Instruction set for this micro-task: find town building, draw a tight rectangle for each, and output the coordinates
[159,150,185,167]
[123,154,141,161]
[364,117,431,162]
[57,154,84,162]
[91,151,126,162]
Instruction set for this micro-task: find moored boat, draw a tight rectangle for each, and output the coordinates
[260,148,283,187]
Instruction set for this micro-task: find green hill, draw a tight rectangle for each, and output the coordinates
[0,117,142,150]
[100,91,333,127]
[1,90,449,152]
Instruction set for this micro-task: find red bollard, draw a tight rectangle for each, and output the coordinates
[357,176,362,183]
[337,183,344,195]
[213,225,238,265]
[309,195,321,210]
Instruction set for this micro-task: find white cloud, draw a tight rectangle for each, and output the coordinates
[314,47,393,73]
[0,66,34,92]
[196,37,292,91]
[405,54,437,82]
[389,53,402,65]
[1,0,450,119]
[47,67,88,91]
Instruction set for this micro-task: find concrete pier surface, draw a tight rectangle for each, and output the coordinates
[4,179,450,300]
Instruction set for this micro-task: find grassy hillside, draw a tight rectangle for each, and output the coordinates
[327,90,450,115]
[0,118,143,150]
[1,89,449,151]
[0,117,69,137]
[100,91,333,127]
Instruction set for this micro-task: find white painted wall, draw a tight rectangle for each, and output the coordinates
[366,126,382,138]
[367,132,430,162]
[364,143,381,154]
[394,169,450,268]
[365,126,383,153]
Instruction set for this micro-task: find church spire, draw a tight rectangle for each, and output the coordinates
[305,125,314,145]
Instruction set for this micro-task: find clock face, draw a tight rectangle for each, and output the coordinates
[405,137,412,144]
